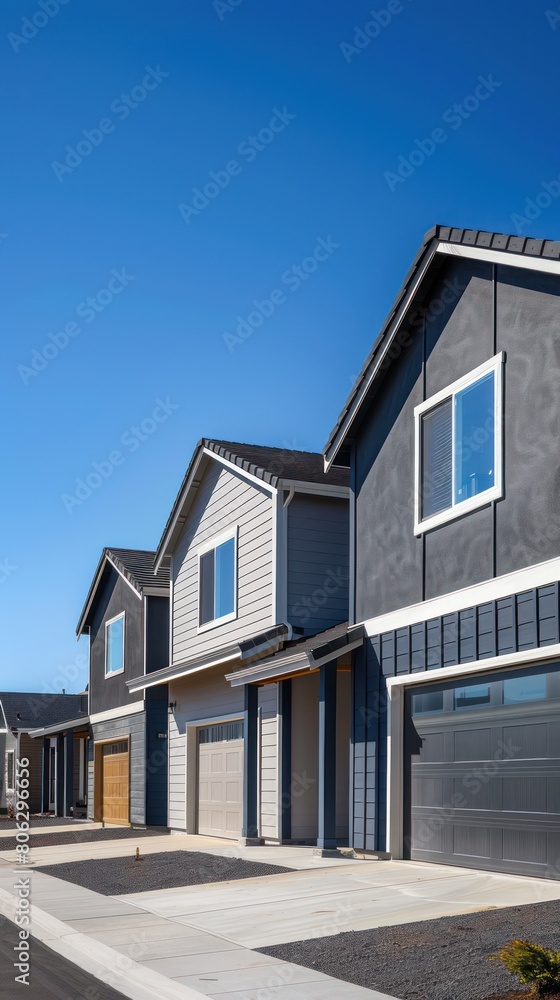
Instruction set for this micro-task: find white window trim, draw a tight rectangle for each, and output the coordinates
[5,750,15,793]
[105,611,126,677]
[414,352,504,536]
[196,526,238,634]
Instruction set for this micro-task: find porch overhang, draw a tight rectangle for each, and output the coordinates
[127,622,293,692]
[226,623,365,687]
[28,715,90,739]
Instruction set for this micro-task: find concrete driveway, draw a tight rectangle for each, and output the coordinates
[118,857,560,949]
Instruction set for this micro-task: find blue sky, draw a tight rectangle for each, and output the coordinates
[1,0,558,692]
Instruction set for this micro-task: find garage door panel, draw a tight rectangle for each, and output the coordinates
[102,743,129,826]
[405,663,560,879]
[198,731,243,840]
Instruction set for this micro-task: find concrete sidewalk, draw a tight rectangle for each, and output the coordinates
[0,859,395,1000]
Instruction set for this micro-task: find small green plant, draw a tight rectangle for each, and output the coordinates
[491,940,560,997]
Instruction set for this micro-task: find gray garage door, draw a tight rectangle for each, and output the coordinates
[404,662,560,878]
[197,721,244,839]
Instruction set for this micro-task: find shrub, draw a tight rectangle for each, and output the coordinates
[491,940,560,997]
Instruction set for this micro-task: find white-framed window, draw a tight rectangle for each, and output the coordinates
[5,750,14,792]
[197,528,237,631]
[414,353,504,535]
[105,612,125,676]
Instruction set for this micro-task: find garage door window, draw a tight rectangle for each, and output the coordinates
[454,683,491,710]
[198,721,244,743]
[412,690,444,714]
[504,673,547,704]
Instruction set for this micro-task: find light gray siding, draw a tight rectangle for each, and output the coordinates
[287,494,349,634]
[172,460,275,664]
[168,666,278,839]
[92,712,146,825]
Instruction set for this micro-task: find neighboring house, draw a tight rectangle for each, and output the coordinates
[31,549,170,826]
[319,224,560,878]
[128,440,351,845]
[0,692,87,814]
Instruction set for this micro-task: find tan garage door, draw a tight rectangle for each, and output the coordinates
[102,741,129,825]
[198,722,243,839]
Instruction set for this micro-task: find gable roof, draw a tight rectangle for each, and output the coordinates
[77,547,170,636]
[155,439,349,571]
[0,692,87,732]
[324,224,560,469]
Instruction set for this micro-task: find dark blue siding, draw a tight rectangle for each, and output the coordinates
[145,686,168,826]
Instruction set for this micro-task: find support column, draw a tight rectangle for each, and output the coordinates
[241,684,261,843]
[41,738,49,813]
[56,735,64,817]
[317,660,337,850]
[278,680,292,843]
[64,732,74,818]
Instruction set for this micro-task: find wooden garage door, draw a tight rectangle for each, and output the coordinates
[405,663,560,878]
[198,722,243,839]
[102,741,129,825]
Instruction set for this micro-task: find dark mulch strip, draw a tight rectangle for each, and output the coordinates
[35,849,292,895]
[258,899,560,1000]
[1,826,168,852]
[0,815,81,828]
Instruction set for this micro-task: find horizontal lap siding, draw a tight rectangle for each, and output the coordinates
[169,669,278,837]
[92,712,146,825]
[287,495,349,635]
[172,462,274,663]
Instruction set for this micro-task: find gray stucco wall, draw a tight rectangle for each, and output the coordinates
[354,258,560,621]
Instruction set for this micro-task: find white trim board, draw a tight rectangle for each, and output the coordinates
[362,555,560,638]
[202,447,278,496]
[89,700,144,725]
[437,241,560,276]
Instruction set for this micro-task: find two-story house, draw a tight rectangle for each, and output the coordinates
[128,440,351,845]
[322,224,560,879]
[73,548,170,826]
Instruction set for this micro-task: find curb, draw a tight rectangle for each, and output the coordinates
[0,883,210,1000]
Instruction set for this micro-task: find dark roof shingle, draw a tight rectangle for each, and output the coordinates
[0,692,87,731]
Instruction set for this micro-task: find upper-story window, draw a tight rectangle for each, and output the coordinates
[105,612,125,676]
[414,353,504,535]
[198,530,237,629]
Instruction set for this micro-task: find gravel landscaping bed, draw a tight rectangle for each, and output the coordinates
[259,899,560,1000]
[1,826,167,852]
[36,849,292,894]
[0,815,82,828]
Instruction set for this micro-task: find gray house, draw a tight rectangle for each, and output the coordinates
[321,224,560,878]
[128,440,351,844]
[0,692,87,814]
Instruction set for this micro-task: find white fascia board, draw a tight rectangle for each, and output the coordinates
[227,652,311,687]
[386,642,560,689]
[105,556,142,599]
[129,650,240,692]
[203,448,278,495]
[437,241,560,276]
[89,700,144,725]
[279,480,350,499]
[324,241,440,469]
[361,555,560,639]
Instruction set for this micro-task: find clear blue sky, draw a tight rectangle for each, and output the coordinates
[1,0,558,692]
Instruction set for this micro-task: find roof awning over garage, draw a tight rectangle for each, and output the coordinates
[226,622,364,687]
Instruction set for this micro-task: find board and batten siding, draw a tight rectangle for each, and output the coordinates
[172,460,275,664]
[168,665,278,839]
[92,712,146,825]
[286,494,349,635]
